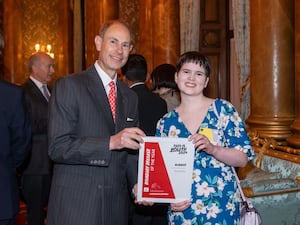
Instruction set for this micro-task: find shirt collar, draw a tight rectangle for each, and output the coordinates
[130,82,144,88]
[30,76,45,89]
[94,61,117,87]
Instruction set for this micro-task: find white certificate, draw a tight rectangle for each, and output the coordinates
[137,137,195,203]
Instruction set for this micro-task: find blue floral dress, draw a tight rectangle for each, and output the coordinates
[156,99,255,225]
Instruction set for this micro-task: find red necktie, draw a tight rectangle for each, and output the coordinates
[108,81,116,121]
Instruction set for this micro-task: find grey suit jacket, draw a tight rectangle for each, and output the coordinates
[47,66,139,225]
[21,79,52,174]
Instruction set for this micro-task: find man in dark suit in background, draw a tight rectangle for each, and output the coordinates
[122,54,167,135]
[21,52,55,225]
[122,54,168,225]
[0,79,31,225]
[46,20,150,225]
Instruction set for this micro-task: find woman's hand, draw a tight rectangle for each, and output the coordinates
[189,133,216,155]
[170,200,191,212]
[189,133,248,167]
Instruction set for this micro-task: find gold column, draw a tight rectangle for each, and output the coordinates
[84,0,119,68]
[152,0,180,67]
[139,0,153,73]
[287,1,300,148]
[3,0,23,84]
[139,0,180,74]
[57,1,73,78]
[246,0,295,141]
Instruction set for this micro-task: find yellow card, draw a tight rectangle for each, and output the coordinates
[199,128,214,141]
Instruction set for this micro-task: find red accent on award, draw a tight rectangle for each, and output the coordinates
[141,142,175,199]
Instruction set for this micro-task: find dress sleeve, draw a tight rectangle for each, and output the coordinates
[216,99,255,161]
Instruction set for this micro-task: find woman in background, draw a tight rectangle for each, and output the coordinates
[150,63,180,111]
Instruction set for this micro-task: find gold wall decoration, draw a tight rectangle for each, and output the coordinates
[119,0,139,52]
[3,0,72,84]
[22,0,58,79]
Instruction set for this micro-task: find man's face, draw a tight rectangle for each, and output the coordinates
[32,54,55,84]
[95,23,133,78]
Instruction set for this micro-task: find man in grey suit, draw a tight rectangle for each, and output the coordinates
[21,52,55,225]
[47,20,147,225]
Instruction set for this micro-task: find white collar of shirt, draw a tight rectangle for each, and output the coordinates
[94,61,117,95]
[30,76,48,93]
[130,82,144,89]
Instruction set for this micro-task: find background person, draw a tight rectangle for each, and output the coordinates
[150,63,180,112]
[121,54,168,225]
[21,52,55,225]
[0,79,31,225]
[46,20,147,225]
[155,51,255,225]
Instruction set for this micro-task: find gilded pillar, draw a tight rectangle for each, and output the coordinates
[287,1,300,148]
[152,0,180,67]
[139,0,180,72]
[3,0,23,84]
[84,0,119,67]
[246,0,295,141]
[139,0,153,73]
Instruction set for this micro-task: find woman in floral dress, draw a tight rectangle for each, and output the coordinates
[156,51,255,225]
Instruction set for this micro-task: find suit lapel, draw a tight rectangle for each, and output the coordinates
[26,79,48,103]
[85,66,115,130]
[115,81,127,131]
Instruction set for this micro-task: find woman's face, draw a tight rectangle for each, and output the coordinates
[175,62,209,97]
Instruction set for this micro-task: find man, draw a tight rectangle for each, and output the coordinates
[0,79,31,225]
[122,54,167,136]
[122,54,168,225]
[47,20,147,225]
[21,52,55,225]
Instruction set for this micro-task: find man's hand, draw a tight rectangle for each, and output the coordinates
[110,127,145,150]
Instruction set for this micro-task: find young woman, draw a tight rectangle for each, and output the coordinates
[156,51,255,225]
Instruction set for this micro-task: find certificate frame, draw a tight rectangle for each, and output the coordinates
[137,137,195,203]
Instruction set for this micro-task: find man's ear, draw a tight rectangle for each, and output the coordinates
[95,35,102,51]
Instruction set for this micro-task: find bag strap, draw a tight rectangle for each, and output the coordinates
[231,166,247,202]
[213,101,253,207]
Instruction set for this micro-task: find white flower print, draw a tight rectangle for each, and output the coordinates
[207,203,221,219]
[234,126,242,138]
[210,158,223,168]
[226,202,236,216]
[217,177,225,191]
[219,114,229,128]
[196,182,215,197]
[192,169,201,183]
[191,199,206,215]
[223,171,233,182]
[168,125,181,137]
[181,219,192,225]
[231,111,240,124]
